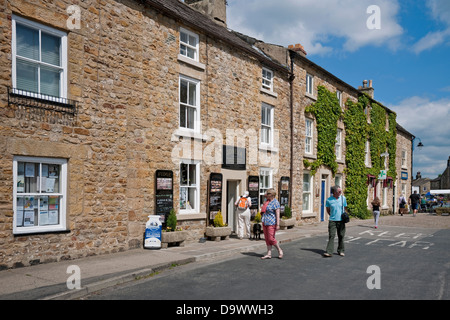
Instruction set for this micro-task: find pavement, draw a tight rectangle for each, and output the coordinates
[0,212,448,300]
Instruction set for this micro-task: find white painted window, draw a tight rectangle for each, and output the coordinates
[335,129,342,160]
[179,75,200,131]
[179,161,200,214]
[302,172,313,212]
[306,73,314,95]
[262,67,273,91]
[365,140,371,167]
[12,15,68,100]
[13,156,68,235]
[336,90,343,107]
[261,103,274,146]
[305,118,313,154]
[259,168,273,205]
[179,28,199,61]
[401,149,407,168]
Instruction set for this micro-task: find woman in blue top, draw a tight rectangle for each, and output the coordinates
[261,189,284,259]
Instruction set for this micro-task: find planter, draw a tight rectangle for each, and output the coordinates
[205,226,232,241]
[161,230,188,248]
[279,217,295,230]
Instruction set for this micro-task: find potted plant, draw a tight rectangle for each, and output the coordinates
[205,210,232,241]
[161,209,188,248]
[279,205,295,230]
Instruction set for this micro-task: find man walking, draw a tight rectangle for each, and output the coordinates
[409,190,421,217]
[324,186,347,257]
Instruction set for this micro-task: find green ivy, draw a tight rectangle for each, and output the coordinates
[304,86,342,175]
[343,94,397,218]
[304,88,397,219]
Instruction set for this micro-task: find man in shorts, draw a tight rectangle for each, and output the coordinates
[409,190,421,217]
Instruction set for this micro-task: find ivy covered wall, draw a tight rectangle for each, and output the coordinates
[305,86,397,219]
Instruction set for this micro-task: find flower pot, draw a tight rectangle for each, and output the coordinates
[205,226,232,241]
[279,217,295,230]
[161,230,188,248]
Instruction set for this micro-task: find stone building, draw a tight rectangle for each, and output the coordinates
[0,0,413,268]
[430,156,450,190]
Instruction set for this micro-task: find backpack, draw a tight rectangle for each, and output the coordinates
[238,197,248,209]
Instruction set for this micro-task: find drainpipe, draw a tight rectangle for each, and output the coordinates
[289,50,296,208]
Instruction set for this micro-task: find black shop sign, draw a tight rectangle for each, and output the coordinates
[155,170,173,224]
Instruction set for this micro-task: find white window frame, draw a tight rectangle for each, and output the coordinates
[336,90,343,107]
[305,118,313,154]
[401,149,407,169]
[302,172,313,213]
[13,156,68,235]
[365,140,371,167]
[262,67,274,91]
[260,103,274,147]
[306,73,314,96]
[179,27,199,62]
[335,129,342,160]
[11,15,68,101]
[179,75,200,133]
[179,160,200,214]
[259,167,273,205]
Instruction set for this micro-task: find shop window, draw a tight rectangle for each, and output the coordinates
[13,156,67,235]
[180,161,200,214]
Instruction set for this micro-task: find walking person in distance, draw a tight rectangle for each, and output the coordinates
[371,197,381,229]
[323,186,347,257]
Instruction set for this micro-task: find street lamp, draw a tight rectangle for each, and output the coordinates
[411,137,424,195]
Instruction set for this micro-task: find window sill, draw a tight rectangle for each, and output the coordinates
[302,212,316,218]
[259,144,279,153]
[305,92,317,101]
[260,87,278,98]
[173,128,207,141]
[177,212,205,220]
[177,54,205,71]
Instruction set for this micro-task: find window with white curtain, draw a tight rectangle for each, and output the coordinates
[305,118,313,154]
[302,172,313,212]
[12,15,67,99]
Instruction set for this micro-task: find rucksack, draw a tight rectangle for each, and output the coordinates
[238,197,248,209]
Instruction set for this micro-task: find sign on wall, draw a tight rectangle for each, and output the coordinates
[208,173,223,225]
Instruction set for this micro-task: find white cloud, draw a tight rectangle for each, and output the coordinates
[389,97,450,178]
[413,0,450,53]
[227,0,404,55]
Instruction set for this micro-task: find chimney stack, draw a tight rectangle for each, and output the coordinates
[288,43,307,57]
[358,79,374,99]
[185,0,227,27]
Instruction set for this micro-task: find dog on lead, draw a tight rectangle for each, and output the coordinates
[252,223,262,240]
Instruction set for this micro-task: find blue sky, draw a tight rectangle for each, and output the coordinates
[227,0,450,180]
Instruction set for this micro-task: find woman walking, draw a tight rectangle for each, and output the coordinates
[261,189,283,259]
[371,197,381,229]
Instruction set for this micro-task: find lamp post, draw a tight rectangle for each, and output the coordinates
[411,137,424,195]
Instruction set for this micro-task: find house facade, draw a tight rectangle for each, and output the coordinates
[0,0,412,269]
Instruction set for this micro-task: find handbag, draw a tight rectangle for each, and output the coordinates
[341,196,350,223]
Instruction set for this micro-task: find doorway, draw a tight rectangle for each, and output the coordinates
[226,180,239,232]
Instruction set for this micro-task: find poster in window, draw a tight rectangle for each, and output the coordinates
[155,170,173,225]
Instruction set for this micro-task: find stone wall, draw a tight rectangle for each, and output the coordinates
[0,0,292,268]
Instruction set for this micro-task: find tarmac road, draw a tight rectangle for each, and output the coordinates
[85,222,450,300]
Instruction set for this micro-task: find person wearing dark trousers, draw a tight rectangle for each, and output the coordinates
[324,185,347,257]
